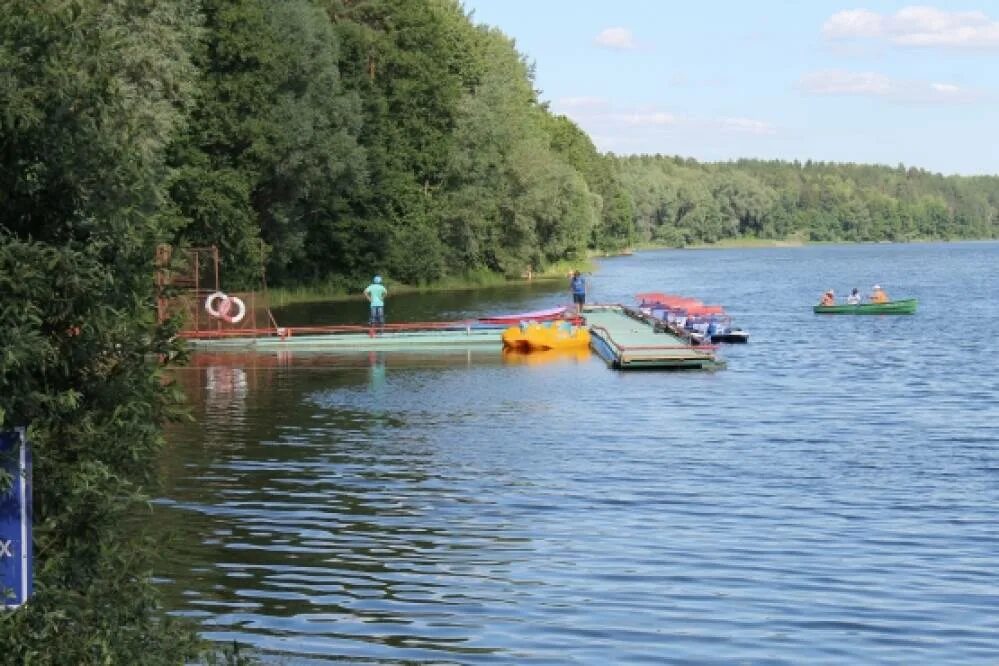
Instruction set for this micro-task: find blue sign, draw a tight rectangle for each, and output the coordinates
[0,429,32,609]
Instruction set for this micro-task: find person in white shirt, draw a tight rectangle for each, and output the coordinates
[846,287,861,305]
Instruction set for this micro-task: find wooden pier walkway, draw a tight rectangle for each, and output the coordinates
[584,305,722,370]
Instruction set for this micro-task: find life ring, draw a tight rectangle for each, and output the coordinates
[205,291,228,317]
[221,296,246,324]
[204,291,246,324]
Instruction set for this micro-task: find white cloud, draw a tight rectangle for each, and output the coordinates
[822,9,884,39]
[616,111,677,126]
[798,69,982,103]
[720,117,777,135]
[594,27,636,50]
[799,70,892,95]
[553,101,777,139]
[822,6,999,49]
[540,101,786,161]
[555,96,610,110]
[929,82,959,93]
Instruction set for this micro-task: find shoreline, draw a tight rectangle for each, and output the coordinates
[638,236,994,251]
[259,236,996,307]
[265,259,596,307]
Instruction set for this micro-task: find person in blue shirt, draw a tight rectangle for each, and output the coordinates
[363,275,388,326]
[705,317,719,341]
[569,270,586,314]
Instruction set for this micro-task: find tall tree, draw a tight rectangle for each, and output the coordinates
[171,0,364,286]
[441,25,599,275]
[545,114,636,250]
[327,0,475,284]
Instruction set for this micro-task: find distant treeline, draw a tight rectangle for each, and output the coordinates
[614,156,999,247]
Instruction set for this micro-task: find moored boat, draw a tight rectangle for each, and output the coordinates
[501,321,590,352]
[708,328,750,344]
[636,292,748,344]
[813,298,918,315]
[479,306,567,324]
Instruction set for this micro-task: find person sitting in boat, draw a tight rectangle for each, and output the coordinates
[819,290,836,306]
[869,284,889,304]
[846,288,861,305]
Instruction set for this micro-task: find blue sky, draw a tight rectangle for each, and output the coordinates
[460,1,999,175]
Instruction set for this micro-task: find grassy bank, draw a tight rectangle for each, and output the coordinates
[635,234,810,251]
[264,259,596,307]
[684,236,807,249]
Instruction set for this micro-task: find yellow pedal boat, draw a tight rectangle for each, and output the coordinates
[501,321,591,352]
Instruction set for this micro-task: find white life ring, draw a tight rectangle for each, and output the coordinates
[205,291,246,324]
[205,291,228,317]
[222,296,246,324]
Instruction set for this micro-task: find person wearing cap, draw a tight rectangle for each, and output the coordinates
[363,275,388,326]
[819,289,836,306]
[846,287,861,305]
[569,270,587,314]
[869,284,889,304]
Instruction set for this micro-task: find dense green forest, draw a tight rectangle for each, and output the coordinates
[6,0,996,292]
[170,0,634,289]
[1,0,998,662]
[165,0,999,288]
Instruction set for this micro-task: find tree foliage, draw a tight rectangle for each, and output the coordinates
[615,156,999,246]
[0,241,198,665]
[0,0,203,662]
[170,0,364,287]
[161,0,998,288]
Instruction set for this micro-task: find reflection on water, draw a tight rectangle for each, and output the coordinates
[367,352,386,391]
[501,347,592,366]
[156,243,999,664]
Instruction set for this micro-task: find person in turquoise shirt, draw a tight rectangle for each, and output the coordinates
[363,275,388,326]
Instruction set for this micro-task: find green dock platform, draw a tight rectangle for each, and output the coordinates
[184,326,502,353]
[584,305,722,370]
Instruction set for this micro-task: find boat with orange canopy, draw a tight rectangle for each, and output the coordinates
[636,292,749,344]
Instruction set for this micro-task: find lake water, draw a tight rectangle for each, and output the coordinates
[156,242,999,664]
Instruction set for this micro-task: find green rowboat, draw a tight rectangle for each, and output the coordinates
[813,298,918,315]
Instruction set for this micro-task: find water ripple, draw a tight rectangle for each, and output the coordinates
[156,242,999,664]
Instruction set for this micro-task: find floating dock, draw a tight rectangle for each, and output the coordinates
[182,308,722,371]
[584,305,722,370]
[182,323,502,352]
[162,247,717,370]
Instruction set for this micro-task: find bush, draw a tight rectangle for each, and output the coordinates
[0,239,201,664]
